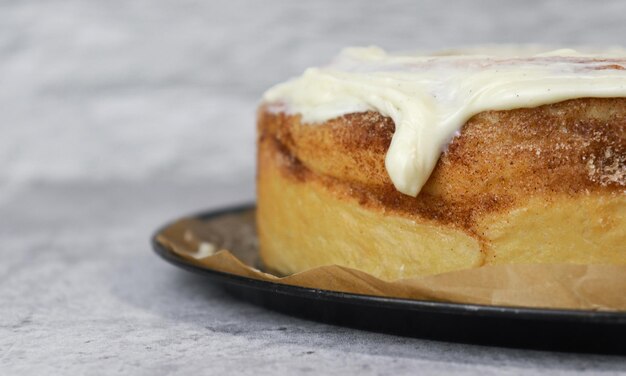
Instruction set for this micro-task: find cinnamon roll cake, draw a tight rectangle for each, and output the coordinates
[257,47,626,281]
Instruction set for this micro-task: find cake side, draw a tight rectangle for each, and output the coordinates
[257,98,626,280]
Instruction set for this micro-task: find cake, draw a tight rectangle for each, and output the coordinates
[257,47,626,281]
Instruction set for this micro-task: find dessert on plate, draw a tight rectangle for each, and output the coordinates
[257,46,626,281]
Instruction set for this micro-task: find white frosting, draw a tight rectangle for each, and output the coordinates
[263,46,626,196]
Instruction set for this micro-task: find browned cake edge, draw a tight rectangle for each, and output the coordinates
[258,98,626,236]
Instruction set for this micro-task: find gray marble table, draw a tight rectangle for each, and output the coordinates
[2,1,626,374]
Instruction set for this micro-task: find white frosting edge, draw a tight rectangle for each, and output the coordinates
[262,46,626,196]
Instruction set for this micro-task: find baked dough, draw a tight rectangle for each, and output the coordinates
[257,99,626,280]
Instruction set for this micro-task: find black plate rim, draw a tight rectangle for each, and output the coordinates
[151,204,626,325]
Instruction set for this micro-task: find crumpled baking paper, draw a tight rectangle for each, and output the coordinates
[156,209,626,311]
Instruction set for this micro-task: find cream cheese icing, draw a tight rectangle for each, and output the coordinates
[262,46,626,196]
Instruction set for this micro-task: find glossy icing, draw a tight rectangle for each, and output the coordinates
[263,46,626,196]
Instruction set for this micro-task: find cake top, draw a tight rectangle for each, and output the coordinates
[263,46,626,196]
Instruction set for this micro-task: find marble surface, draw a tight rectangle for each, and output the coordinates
[2,1,626,374]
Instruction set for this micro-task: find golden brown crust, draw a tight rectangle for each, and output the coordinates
[257,99,626,279]
[257,147,484,279]
[258,98,626,235]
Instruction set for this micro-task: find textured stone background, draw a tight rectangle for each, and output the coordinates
[2,1,626,374]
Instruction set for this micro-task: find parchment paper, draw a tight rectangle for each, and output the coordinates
[156,209,626,311]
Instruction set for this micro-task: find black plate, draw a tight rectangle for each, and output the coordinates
[152,205,626,354]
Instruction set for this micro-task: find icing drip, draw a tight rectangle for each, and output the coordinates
[263,46,626,196]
